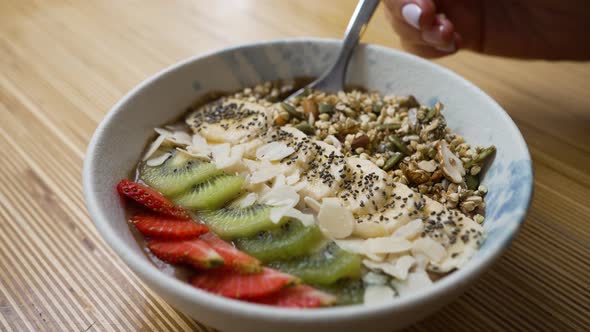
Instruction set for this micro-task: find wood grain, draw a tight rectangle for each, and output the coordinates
[0,0,588,331]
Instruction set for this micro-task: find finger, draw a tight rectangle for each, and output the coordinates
[421,14,457,51]
[383,0,437,30]
[400,40,458,58]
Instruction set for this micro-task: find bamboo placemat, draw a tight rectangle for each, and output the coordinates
[0,0,588,331]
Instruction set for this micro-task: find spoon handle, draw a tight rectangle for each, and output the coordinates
[312,0,380,92]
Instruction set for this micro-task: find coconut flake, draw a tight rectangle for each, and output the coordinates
[391,255,416,280]
[285,171,300,185]
[363,255,415,280]
[180,147,211,161]
[238,139,264,158]
[363,285,395,306]
[256,142,295,161]
[142,132,169,160]
[362,271,389,285]
[269,205,315,226]
[412,237,447,263]
[260,184,300,208]
[333,238,365,254]
[146,152,172,167]
[191,133,208,147]
[210,143,231,163]
[232,192,258,208]
[283,208,315,226]
[392,219,424,239]
[354,222,388,239]
[317,198,354,239]
[168,130,192,146]
[391,270,432,297]
[291,179,309,192]
[362,237,412,254]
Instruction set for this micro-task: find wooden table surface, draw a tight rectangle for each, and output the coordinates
[1,1,589,331]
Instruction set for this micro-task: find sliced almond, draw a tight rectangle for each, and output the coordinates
[392,219,424,240]
[317,198,354,239]
[353,222,388,239]
[437,140,465,183]
[362,237,412,254]
[260,184,300,208]
[231,192,258,208]
[363,285,395,306]
[256,142,295,161]
[146,152,171,167]
[412,237,447,263]
[391,270,432,297]
[142,133,168,161]
[417,160,437,173]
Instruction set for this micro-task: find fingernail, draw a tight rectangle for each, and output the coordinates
[435,42,456,53]
[401,4,422,30]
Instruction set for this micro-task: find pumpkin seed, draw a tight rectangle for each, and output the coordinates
[383,152,403,171]
[465,146,496,168]
[281,102,305,120]
[295,121,315,135]
[465,174,479,190]
[376,123,401,130]
[388,135,411,155]
[318,103,334,114]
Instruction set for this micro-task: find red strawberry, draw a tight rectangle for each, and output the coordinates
[130,214,209,239]
[190,267,299,299]
[117,179,190,220]
[148,239,224,269]
[200,233,261,274]
[252,285,337,308]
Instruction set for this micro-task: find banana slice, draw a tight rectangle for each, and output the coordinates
[186,99,270,144]
[298,141,346,201]
[420,198,484,272]
[338,158,393,215]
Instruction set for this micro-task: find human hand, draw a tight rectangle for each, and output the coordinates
[383,0,590,60]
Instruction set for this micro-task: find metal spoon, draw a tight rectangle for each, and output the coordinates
[286,0,380,100]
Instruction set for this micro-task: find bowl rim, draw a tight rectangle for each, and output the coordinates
[83,37,533,322]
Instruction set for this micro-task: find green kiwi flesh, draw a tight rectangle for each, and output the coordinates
[234,220,323,263]
[172,174,244,210]
[268,242,362,285]
[199,204,284,240]
[140,150,220,196]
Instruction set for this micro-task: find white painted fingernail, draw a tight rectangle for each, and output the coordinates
[401,4,422,30]
[435,42,456,53]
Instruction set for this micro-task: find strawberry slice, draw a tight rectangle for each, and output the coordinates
[200,233,261,274]
[252,285,337,308]
[117,179,190,220]
[131,214,209,239]
[148,239,224,269]
[190,267,299,299]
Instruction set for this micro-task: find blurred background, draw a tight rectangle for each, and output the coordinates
[0,0,588,331]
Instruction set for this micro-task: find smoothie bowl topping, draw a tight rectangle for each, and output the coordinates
[116,81,495,308]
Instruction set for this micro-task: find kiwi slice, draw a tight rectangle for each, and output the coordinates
[200,204,284,240]
[268,242,362,285]
[315,279,365,305]
[140,150,221,196]
[234,220,323,263]
[172,174,244,210]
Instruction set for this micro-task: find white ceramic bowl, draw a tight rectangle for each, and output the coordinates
[83,38,533,332]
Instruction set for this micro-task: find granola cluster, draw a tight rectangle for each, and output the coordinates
[223,82,495,221]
